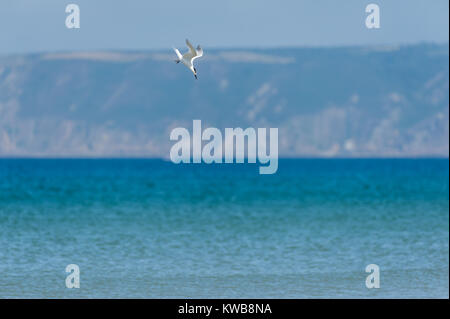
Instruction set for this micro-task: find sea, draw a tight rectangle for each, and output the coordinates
[0,158,448,298]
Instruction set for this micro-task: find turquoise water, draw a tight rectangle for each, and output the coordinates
[0,159,448,298]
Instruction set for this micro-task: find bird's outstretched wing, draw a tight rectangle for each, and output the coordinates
[195,45,203,58]
[191,45,203,63]
[185,39,196,55]
[173,47,182,60]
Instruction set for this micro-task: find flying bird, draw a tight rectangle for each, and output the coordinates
[173,39,203,79]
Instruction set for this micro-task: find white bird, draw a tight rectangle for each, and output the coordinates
[173,39,203,79]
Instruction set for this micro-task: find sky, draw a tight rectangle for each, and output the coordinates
[0,0,448,54]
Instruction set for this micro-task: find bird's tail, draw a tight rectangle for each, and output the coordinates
[173,47,182,62]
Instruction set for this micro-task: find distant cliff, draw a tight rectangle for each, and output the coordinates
[0,44,448,157]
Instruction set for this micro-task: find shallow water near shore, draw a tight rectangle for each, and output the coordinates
[0,158,448,298]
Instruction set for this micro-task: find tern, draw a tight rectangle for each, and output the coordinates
[173,39,203,79]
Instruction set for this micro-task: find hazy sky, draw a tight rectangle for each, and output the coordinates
[0,0,448,54]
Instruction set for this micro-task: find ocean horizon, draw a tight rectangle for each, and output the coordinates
[0,158,448,298]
